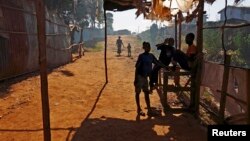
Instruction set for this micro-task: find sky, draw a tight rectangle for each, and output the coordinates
[110,0,250,33]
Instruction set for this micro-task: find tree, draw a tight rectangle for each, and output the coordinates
[150,23,158,45]
[203,29,222,62]
[44,0,104,29]
[106,12,114,34]
[76,0,104,28]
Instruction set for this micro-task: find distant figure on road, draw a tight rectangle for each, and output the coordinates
[116,36,124,56]
[127,43,132,57]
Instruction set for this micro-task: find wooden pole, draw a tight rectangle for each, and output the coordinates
[175,15,178,49]
[80,29,83,43]
[247,70,250,124]
[219,55,231,123]
[158,69,162,86]
[163,71,169,113]
[104,9,108,83]
[194,0,204,116]
[35,1,51,141]
[219,0,229,123]
[79,28,83,57]
[178,12,182,50]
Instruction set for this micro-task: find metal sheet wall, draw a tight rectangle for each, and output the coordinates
[0,0,71,81]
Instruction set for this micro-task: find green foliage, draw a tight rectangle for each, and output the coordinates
[45,0,104,29]
[204,27,250,68]
[149,23,158,45]
[92,42,104,52]
[106,12,114,34]
[230,31,250,67]
[203,29,222,61]
[45,0,72,11]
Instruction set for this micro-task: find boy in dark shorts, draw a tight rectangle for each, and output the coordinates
[134,42,163,117]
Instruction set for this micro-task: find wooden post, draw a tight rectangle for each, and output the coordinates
[219,55,231,123]
[35,1,51,141]
[80,28,83,43]
[163,71,169,113]
[79,28,83,57]
[190,73,196,109]
[104,9,108,83]
[158,69,162,86]
[178,12,182,50]
[247,70,250,124]
[175,15,178,49]
[194,0,204,116]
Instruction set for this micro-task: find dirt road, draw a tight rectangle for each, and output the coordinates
[0,35,206,141]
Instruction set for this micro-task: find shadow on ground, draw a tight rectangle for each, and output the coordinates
[71,112,207,141]
[59,70,74,77]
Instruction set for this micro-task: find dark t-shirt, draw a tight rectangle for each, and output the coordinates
[135,52,158,77]
[116,39,123,47]
[157,44,175,66]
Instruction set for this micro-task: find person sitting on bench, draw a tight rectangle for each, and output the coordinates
[172,33,197,71]
[149,38,175,91]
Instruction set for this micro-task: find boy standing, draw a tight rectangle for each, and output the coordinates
[134,42,162,117]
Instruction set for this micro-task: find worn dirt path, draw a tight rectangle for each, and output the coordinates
[0,35,206,141]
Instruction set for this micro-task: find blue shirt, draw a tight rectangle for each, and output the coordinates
[135,52,158,77]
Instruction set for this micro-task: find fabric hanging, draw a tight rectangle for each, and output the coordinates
[176,0,193,12]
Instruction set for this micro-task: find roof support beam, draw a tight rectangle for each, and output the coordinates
[104,9,108,83]
[35,0,51,141]
[194,0,205,117]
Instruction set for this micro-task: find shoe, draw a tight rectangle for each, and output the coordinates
[137,110,146,116]
[149,87,154,94]
[147,110,161,117]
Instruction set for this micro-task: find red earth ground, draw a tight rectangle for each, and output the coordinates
[0,35,206,141]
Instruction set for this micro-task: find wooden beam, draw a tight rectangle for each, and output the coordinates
[217,90,247,105]
[163,72,169,113]
[247,70,250,124]
[219,55,231,123]
[158,69,162,86]
[178,12,182,50]
[175,15,178,49]
[194,0,204,116]
[79,28,83,57]
[165,86,191,92]
[104,10,108,83]
[164,71,191,76]
[199,101,220,119]
[35,0,51,141]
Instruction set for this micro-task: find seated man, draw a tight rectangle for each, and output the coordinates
[149,38,175,90]
[172,33,197,71]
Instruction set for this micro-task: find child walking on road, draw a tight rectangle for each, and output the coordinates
[127,43,132,57]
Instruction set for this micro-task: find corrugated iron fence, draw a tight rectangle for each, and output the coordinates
[0,0,71,81]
